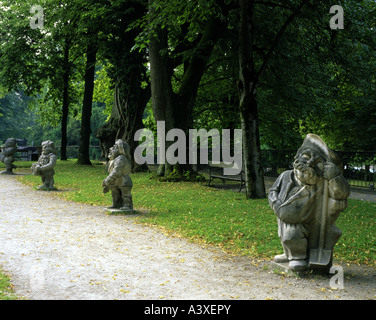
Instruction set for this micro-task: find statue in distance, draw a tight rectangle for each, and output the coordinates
[0,138,18,174]
[102,139,134,212]
[31,140,58,190]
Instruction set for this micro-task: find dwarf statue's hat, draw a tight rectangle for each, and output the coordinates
[115,139,131,159]
[1,138,17,148]
[42,140,57,154]
[296,134,343,172]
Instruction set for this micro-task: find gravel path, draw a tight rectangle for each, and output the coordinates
[0,174,375,300]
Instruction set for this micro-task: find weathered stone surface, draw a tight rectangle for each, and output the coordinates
[0,138,17,174]
[268,134,350,272]
[31,140,58,190]
[102,139,134,212]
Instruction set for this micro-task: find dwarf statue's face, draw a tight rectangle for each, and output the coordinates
[41,140,57,156]
[293,149,324,185]
[42,143,54,155]
[108,144,120,160]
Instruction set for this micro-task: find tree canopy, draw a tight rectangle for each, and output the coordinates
[1,0,376,197]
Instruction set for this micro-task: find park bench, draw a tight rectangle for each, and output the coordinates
[207,163,245,192]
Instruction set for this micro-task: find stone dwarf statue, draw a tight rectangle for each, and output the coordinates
[0,138,18,174]
[268,134,350,271]
[31,140,58,190]
[102,139,133,212]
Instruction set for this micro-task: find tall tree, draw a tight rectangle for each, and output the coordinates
[299,0,376,151]
[236,0,333,198]
[0,91,33,141]
[238,0,265,198]
[96,0,151,171]
[77,42,98,165]
[75,0,110,165]
[0,0,83,160]
[147,0,228,179]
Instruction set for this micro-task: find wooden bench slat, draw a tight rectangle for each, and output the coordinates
[208,165,245,192]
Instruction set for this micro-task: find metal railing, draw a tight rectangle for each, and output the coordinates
[14,146,376,190]
[55,146,103,161]
[16,146,103,161]
[337,151,376,190]
[261,150,376,191]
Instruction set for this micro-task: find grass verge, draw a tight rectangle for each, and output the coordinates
[9,160,374,267]
[0,270,17,300]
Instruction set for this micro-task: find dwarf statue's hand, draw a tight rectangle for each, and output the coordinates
[323,162,340,181]
[32,164,41,175]
[102,179,109,194]
[273,199,282,212]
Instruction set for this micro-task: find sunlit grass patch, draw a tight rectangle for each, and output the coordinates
[15,160,376,266]
[0,271,17,300]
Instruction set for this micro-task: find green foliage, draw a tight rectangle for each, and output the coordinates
[0,0,114,157]
[93,65,115,119]
[194,34,240,132]
[0,91,34,142]
[157,166,206,182]
[0,90,106,147]
[132,0,222,51]
[286,0,376,151]
[2,0,376,153]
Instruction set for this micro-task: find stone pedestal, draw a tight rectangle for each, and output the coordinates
[270,260,333,277]
[0,171,15,175]
[106,208,135,214]
[270,261,307,277]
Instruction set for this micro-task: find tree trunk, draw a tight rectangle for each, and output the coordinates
[117,81,151,172]
[148,0,175,176]
[96,82,150,172]
[95,0,150,170]
[60,38,70,161]
[175,17,223,130]
[238,0,266,198]
[77,43,97,165]
[148,0,224,179]
[240,95,266,198]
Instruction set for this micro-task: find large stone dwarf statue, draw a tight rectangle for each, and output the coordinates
[0,138,18,174]
[102,139,134,212]
[31,140,58,190]
[268,134,350,271]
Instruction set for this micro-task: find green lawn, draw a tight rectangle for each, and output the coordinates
[12,160,376,267]
[1,159,375,299]
[0,270,17,300]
